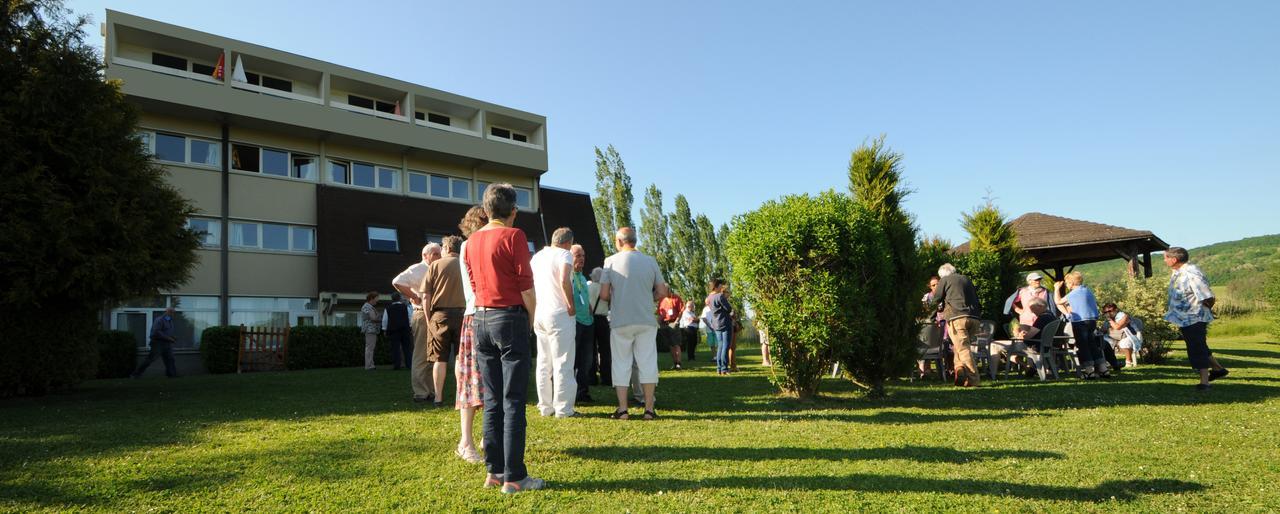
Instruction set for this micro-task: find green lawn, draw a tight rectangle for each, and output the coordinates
[3,336,1279,513]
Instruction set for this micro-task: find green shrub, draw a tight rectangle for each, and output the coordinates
[0,309,99,397]
[96,330,137,379]
[1266,262,1280,340]
[1094,276,1180,364]
[289,326,394,370]
[200,326,241,374]
[727,191,892,399]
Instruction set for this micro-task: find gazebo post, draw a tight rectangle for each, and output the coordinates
[1142,251,1153,278]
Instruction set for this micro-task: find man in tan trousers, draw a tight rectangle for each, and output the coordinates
[930,263,982,387]
[418,236,467,408]
[393,243,442,402]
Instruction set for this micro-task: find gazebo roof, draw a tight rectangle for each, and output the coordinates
[953,212,1169,274]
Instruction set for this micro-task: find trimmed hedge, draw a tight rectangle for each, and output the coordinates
[96,330,137,379]
[0,308,99,397]
[200,326,241,374]
[200,325,394,373]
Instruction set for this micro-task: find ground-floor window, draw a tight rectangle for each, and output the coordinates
[110,295,219,349]
[230,297,319,328]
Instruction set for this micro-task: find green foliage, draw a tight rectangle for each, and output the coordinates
[0,1,198,395]
[695,214,724,283]
[1094,276,1180,364]
[727,191,892,399]
[1264,262,1280,339]
[638,184,674,274]
[591,145,634,255]
[96,330,138,379]
[954,202,1026,334]
[667,194,707,305]
[845,136,922,396]
[917,235,954,281]
[200,326,242,374]
[289,326,393,370]
[961,200,1020,254]
[952,250,1006,325]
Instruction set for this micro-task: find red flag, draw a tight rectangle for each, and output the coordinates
[212,53,225,80]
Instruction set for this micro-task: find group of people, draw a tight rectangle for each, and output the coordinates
[920,245,1230,390]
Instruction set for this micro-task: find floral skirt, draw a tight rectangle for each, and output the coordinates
[455,315,485,409]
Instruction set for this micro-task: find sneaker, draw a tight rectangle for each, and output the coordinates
[482,474,503,488]
[456,446,483,464]
[500,476,546,494]
[555,412,581,419]
[1209,368,1230,382]
[1196,383,1212,392]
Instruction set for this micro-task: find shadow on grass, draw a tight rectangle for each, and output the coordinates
[558,474,1204,502]
[1213,348,1280,360]
[561,444,1063,463]
[653,411,1033,423]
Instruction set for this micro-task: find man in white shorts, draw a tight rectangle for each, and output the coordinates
[599,227,668,420]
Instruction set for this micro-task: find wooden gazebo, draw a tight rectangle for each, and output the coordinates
[953,212,1169,281]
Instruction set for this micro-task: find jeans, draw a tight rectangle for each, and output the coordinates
[387,329,413,369]
[574,322,595,398]
[133,339,177,377]
[1071,320,1107,374]
[474,308,530,483]
[592,315,612,385]
[714,329,732,372]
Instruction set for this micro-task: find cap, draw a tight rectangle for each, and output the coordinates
[1026,272,1043,281]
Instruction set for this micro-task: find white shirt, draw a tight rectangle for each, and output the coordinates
[700,305,713,331]
[392,261,430,306]
[459,241,477,316]
[530,246,573,320]
[588,281,609,316]
[679,308,698,328]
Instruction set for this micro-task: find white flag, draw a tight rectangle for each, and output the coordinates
[231,55,247,83]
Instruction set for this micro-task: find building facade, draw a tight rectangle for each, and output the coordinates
[101,10,602,369]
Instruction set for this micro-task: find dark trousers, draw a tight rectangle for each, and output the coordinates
[134,339,177,377]
[683,326,699,360]
[474,308,530,483]
[574,322,595,399]
[1099,330,1121,369]
[592,315,611,385]
[387,328,413,369]
[1181,321,1213,370]
[1071,321,1105,373]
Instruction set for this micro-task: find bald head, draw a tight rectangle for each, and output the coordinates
[615,227,637,250]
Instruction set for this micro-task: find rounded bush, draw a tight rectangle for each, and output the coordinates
[0,309,99,397]
[96,330,138,379]
[200,326,241,374]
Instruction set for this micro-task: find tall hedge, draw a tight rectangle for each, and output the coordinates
[727,191,893,399]
[96,330,138,379]
[200,325,395,373]
[0,1,199,396]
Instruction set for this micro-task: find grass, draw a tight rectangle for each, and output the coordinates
[3,336,1280,513]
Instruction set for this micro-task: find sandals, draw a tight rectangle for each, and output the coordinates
[643,409,658,420]
[610,409,630,420]
[456,445,483,464]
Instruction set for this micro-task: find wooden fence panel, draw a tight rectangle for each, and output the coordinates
[237,325,290,373]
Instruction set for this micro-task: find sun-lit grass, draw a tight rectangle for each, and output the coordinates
[2,335,1279,512]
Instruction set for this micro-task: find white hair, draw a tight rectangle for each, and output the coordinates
[938,263,956,277]
[589,267,603,282]
[422,243,442,255]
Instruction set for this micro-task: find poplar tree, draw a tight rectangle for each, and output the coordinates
[667,194,706,304]
[638,184,674,276]
[590,145,633,255]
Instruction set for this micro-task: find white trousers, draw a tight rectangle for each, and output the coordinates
[611,324,659,387]
[534,313,578,417]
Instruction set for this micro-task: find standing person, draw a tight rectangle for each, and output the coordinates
[1054,271,1111,379]
[588,267,611,386]
[393,243,443,402]
[383,293,413,370]
[929,264,982,387]
[678,302,699,363]
[599,227,669,421]
[464,183,543,493]
[419,236,467,408]
[729,313,742,372]
[707,279,734,375]
[1163,246,1229,391]
[454,206,488,464]
[531,228,578,418]
[359,292,382,370]
[758,324,772,367]
[131,306,179,378]
[658,291,685,370]
[570,245,595,403]
[701,302,717,368]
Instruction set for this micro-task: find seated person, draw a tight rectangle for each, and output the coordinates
[1003,299,1055,373]
[1102,303,1141,368]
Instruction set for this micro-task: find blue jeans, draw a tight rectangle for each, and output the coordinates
[714,329,732,372]
[474,308,530,483]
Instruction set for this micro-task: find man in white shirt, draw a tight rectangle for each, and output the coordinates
[530,227,578,418]
[391,243,442,402]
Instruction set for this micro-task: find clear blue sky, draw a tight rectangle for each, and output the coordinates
[71,0,1279,249]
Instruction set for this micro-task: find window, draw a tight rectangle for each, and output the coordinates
[348,94,375,110]
[232,144,259,172]
[151,52,187,71]
[414,111,426,121]
[191,62,216,76]
[476,181,491,200]
[261,149,288,176]
[244,71,261,86]
[292,156,316,180]
[429,175,450,199]
[111,295,220,348]
[329,160,349,184]
[230,297,318,329]
[189,139,220,166]
[352,162,375,188]
[261,223,290,251]
[261,76,293,93]
[512,133,528,143]
[375,100,397,114]
[451,179,469,200]
[186,218,220,248]
[490,126,510,139]
[426,234,444,245]
[427,112,451,126]
[377,167,398,190]
[155,133,186,162]
[368,226,399,252]
[229,221,316,253]
[515,187,532,209]
[408,172,428,194]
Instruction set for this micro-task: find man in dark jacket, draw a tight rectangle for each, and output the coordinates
[929,263,982,387]
[132,306,179,378]
[385,293,413,370]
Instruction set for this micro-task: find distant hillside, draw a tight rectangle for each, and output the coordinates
[1075,234,1280,316]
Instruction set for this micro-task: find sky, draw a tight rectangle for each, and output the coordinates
[69,0,1280,249]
